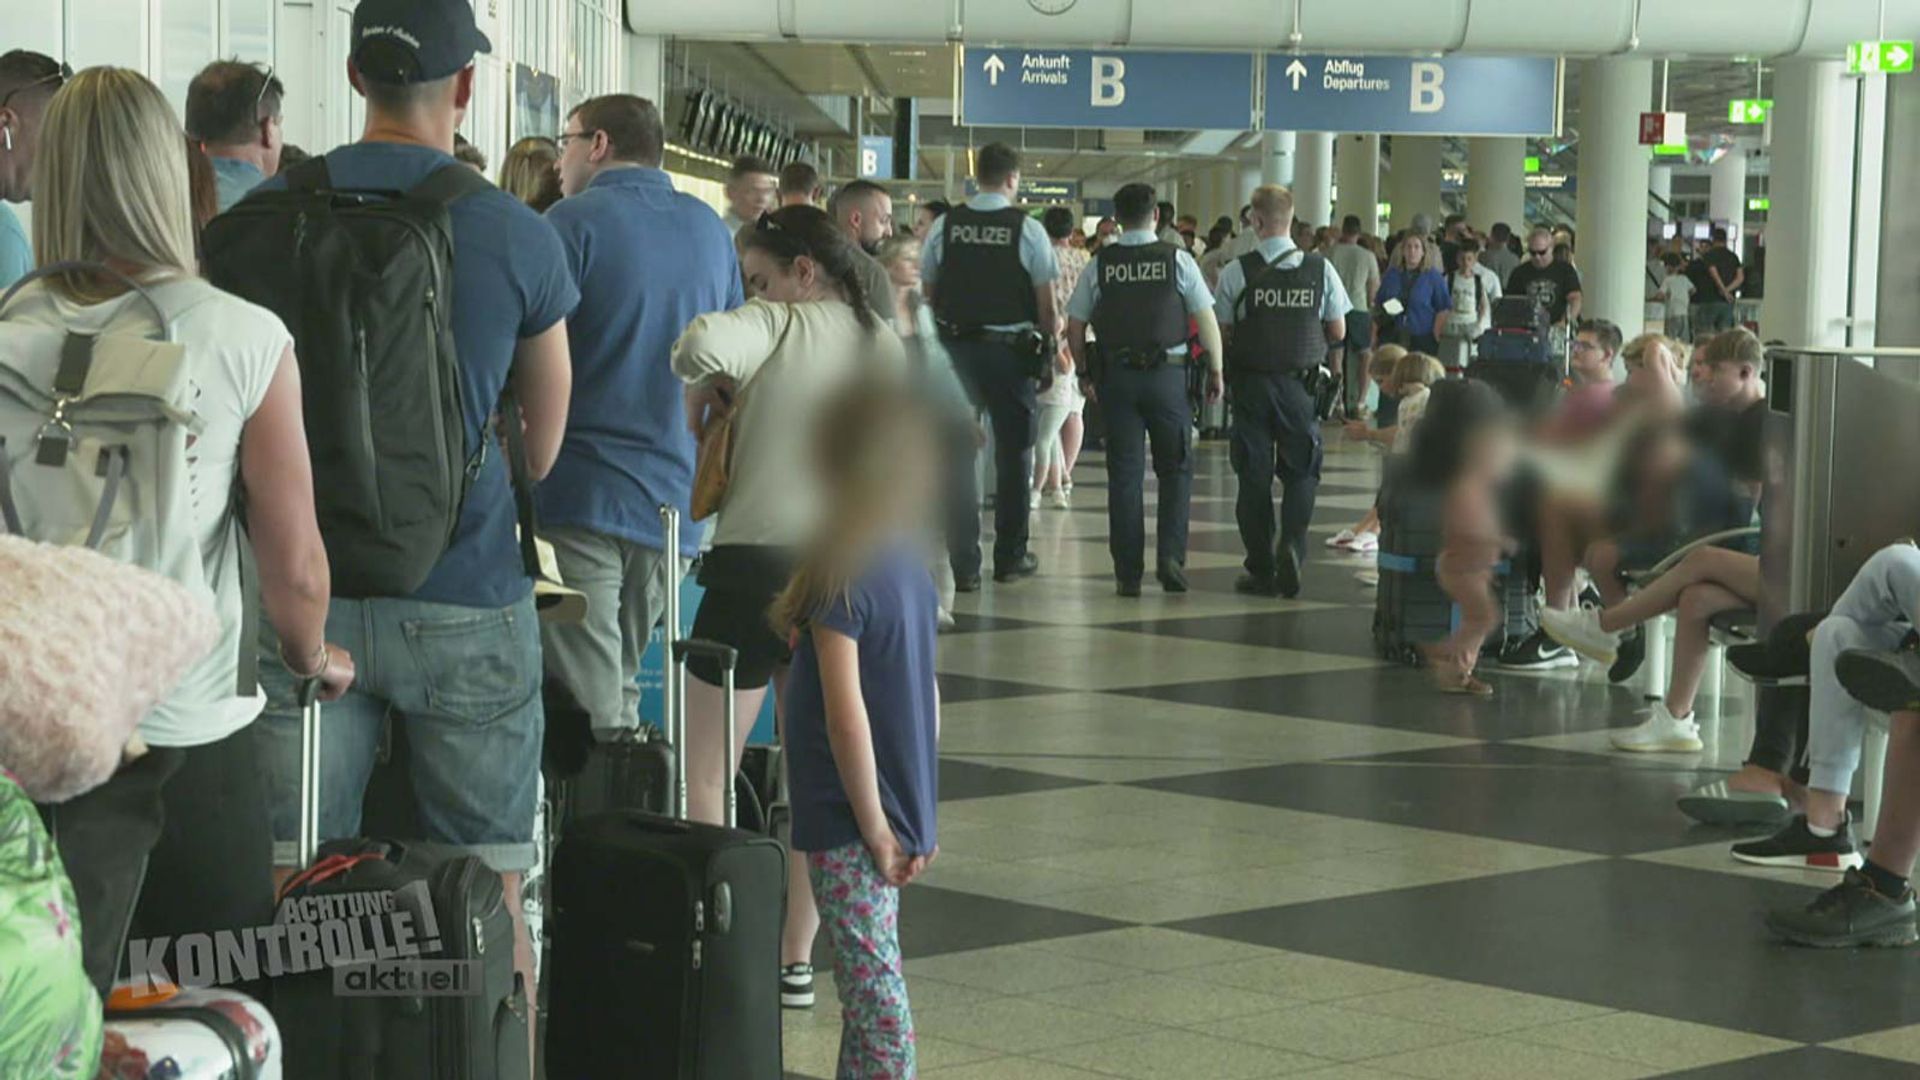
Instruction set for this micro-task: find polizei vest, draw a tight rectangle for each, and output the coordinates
[934,205,1035,327]
[1090,242,1188,353]
[1227,251,1328,374]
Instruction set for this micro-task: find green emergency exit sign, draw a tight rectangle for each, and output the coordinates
[1524,155,1541,173]
[1728,99,1772,124]
[1849,40,1915,74]
[1748,197,1770,211]
[1653,143,1688,157]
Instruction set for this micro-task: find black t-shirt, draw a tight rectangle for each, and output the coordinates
[1685,397,1768,486]
[1686,247,1743,302]
[1505,260,1583,323]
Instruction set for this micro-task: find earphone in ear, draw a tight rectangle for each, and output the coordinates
[2,127,11,152]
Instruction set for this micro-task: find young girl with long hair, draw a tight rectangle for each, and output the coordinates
[771,383,943,1079]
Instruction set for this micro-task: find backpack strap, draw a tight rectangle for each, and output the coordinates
[499,388,544,582]
[283,155,334,194]
[405,162,495,209]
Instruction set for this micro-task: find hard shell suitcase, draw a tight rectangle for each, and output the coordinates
[100,984,282,1080]
[275,686,530,1080]
[545,631,787,1080]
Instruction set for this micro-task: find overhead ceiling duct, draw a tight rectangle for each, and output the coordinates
[631,0,1920,57]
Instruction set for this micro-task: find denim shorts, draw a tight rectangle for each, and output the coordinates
[258,595,544,873]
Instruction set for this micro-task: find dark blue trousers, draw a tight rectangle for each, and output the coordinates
[946,337,1037,571]
[1101,363,1193,585]
[1229,369,1323,581]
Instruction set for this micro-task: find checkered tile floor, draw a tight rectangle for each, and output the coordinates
[784,438,1920,1080]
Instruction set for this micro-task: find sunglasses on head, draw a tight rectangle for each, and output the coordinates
[1,61,72,110]
[253,63,277,115]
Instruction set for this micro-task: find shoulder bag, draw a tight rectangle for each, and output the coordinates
[690,306,797,522]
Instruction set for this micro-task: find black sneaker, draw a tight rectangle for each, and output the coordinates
[1494,628,1580,671]
[992,553,1040,583]
[953,575,982,595]
[1732,814,1864,873]
[1234,574,1281,598]
[1577,583,1605,611]
[1117,580,1143,598]
[780,962,816,1009]
[1274,545,1302,599]
[1157,563,1189,594]
[1766,868,1919,948]
[1836,648,1920,713]
[1729,610,1828,681]
[1607,627,1647,684]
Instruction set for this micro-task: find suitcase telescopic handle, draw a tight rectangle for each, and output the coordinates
[295,676,324,869]
[670,639,741,828]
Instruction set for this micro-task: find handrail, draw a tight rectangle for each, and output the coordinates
[1625,527,1764,586]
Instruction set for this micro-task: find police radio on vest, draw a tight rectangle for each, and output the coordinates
[1255,286,1318,308]
[1105,260,1170,284]
[950,223,1015,245]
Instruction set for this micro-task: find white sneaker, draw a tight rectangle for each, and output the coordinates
[1611,704,1705,753]
[1327,528,1358,549]
[936,608,957,631]
[1029,490,1042,510]
[1347,531,1380,554]
[1049,489,1071,509]
[1540,606,1622,665]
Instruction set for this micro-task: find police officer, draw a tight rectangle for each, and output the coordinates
[1066,182,1222,597]
[922,143,1060,584]
[1215,184,1352,598]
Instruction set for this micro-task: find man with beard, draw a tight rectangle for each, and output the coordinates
[830,178,903,326]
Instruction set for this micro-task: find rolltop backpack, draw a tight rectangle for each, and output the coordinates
[202,156,493,598]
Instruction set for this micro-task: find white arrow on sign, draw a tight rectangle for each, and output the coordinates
[1890,44,1913,68]
[1285,58,1308,91]
[984,54,1006,86]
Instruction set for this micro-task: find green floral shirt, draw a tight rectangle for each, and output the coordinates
[0,770,102,1078]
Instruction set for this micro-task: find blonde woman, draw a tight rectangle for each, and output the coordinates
[1378,232,1451,355]
[3,67,346,992]
[499,135,562,212]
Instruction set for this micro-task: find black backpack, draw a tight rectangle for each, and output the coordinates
[204,157,492,598]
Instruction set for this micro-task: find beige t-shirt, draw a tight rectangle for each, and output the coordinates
[672,298,905,549]
[5,276,287,747]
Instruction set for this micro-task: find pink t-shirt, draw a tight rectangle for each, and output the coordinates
[1552,381,1616,440]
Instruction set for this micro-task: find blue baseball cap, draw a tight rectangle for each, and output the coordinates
[351,0,492,86]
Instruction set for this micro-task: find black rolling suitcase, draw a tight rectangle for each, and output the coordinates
[274,686,531,1080]
[545,626,787,1080]
[1373,469,1537,665]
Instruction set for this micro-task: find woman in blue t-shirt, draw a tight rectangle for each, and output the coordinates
[773,382,942,1080]
[1378,233,1452,356]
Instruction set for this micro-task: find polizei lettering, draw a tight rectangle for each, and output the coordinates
[951,224,1015,245]
[1255,287,1318,308]
[1104,260,1169,285]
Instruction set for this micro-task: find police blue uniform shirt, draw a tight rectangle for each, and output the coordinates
[1066,228,1214,353]
[541,166,742,559]
[253,144,580,609]
[919,193,1059,331]
[210,156,266,212]
[0,202,28,290]
[1214,235,1353,328]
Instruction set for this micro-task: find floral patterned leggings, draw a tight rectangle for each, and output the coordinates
[806,842,916,1079]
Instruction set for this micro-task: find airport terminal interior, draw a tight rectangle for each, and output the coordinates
[8,0,1920,1078]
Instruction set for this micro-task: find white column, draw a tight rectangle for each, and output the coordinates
[624,34,665,104]
[1213,164,1239,228]
[1761,59,1864,348]
[1387,135,1443,231]
[1292,132,1335,229]
[1573,58,1653,331]
[1465,137,1527,236]
[1335,133,1381,233]
[1648,164,1674,223]
[1262,130,1297,187]
[1710,151,1750,254]
[1239,157,1262,202]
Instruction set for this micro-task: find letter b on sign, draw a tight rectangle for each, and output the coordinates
[1411,62,1444,114]
[1092,56,1126,108]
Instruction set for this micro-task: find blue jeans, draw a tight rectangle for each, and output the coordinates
[259,595,545,872]
[1809,545,1920,794]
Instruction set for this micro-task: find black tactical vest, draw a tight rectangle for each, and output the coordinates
[1227,251,1328,374]
[933,205,1035,327]
[1090,241,1189,353]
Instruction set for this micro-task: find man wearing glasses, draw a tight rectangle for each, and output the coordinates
[186,61,286,212]
[1504,224,1583,329]
[0,51,66,289]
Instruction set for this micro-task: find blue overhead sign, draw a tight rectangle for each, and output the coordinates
[1263,54,1559,136]
[960,47,1256,131]
[858,135,894,179]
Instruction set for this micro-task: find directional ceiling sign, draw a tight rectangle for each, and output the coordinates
[1262,54,1559,136]
[1727,98,1772,124]
[1849,39,1916,74]
[959,47,1256,130]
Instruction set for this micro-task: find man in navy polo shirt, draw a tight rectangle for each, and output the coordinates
[542,93,742,739]
[252,0,579,1007]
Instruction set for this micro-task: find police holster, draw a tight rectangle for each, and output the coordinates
[1111,345,1173,371]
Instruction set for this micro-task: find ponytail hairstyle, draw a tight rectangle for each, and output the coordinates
[742,204,879,332]
[769,380,938,636]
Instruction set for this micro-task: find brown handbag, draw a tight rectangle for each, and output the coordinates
[689,307,794,521]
